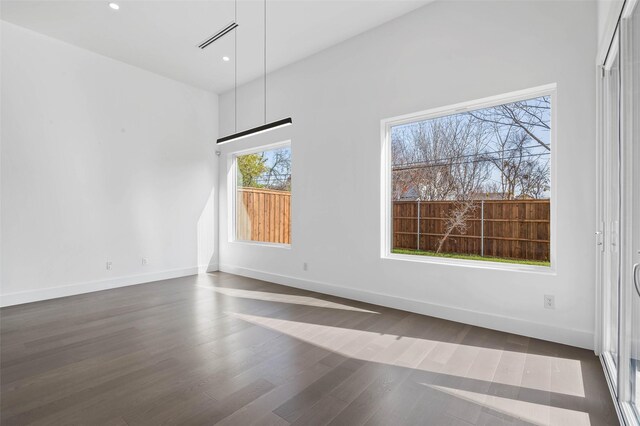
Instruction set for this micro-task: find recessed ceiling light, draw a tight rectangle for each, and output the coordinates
[222,56,230,62]
[109,3,120,10]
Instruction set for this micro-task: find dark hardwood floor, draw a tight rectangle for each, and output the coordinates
[0,272,618,425]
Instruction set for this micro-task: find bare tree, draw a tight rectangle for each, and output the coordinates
[445,118,491,198]
[482,126,530,199]
[259,148,291,190]
[391,115,491,201]
[436,200,477,253]
[468,96,551,151]
[477,121,550,200]
[517,160,550,199]
[392,131,428,200]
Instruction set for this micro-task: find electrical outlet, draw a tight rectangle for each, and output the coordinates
[142,257,148,266]
[106,261,112,271]
[544,294,555,310]
[303,262,308,271]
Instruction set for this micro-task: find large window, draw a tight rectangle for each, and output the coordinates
[234,143,291,245]
[384,87,554,268]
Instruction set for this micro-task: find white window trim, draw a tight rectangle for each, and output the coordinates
[380,84,557,274]
[227,140,292,248]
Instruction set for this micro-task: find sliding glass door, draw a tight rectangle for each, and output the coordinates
[599,1,640,424]
[602,35,621,388]
[625,1,640,419]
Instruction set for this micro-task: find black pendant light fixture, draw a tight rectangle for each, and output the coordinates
[216,0,292,145]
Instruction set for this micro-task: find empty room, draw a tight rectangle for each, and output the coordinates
[1,0,639,424]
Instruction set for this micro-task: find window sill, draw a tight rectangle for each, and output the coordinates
[230,240,291,249]
[383,252,556,275]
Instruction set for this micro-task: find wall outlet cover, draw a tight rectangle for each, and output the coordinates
[544,294,555,309]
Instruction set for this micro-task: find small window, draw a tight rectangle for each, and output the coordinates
[234,143,291,245]
[384,89,553,268]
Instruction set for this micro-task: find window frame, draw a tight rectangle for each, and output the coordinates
[228,140,292,248]
[380,84,557,274]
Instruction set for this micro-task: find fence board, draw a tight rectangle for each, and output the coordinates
[393,199,550,261]
[237,187,291,244]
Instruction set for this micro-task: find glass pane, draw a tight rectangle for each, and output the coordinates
[390,95,551,267]
[606,51,621,370]
[235,146,291,244]
[629,1,640,417]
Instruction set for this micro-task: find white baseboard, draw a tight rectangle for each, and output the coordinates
[219,264,594,350]
[0,266,201,307]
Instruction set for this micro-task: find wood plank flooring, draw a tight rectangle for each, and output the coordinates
[0,272,618,425]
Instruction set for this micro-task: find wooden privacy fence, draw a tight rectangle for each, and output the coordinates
[236,187,549,261]
[393,199,550,261]
[237,187,291,244]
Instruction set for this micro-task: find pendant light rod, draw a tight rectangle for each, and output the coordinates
[216,0,293,145]
[235,0,238,132]
[264,0,267,124]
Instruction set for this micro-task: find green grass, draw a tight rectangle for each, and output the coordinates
[391,248,551,267]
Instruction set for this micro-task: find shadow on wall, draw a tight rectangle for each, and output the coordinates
[197,186,217,273]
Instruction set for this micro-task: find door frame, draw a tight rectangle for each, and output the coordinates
[597,30,621,392]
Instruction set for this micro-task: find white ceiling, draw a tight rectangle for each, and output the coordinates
[1,0,432,93]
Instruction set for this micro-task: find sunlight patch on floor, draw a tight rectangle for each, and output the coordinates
[230,312,585,399]
[198,286,378,313]
[427,385,591,426]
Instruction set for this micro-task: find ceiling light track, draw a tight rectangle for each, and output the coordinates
[198,22,238,49]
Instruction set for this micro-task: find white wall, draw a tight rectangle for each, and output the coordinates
[218,1,598,349]
[0,22,219,306]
